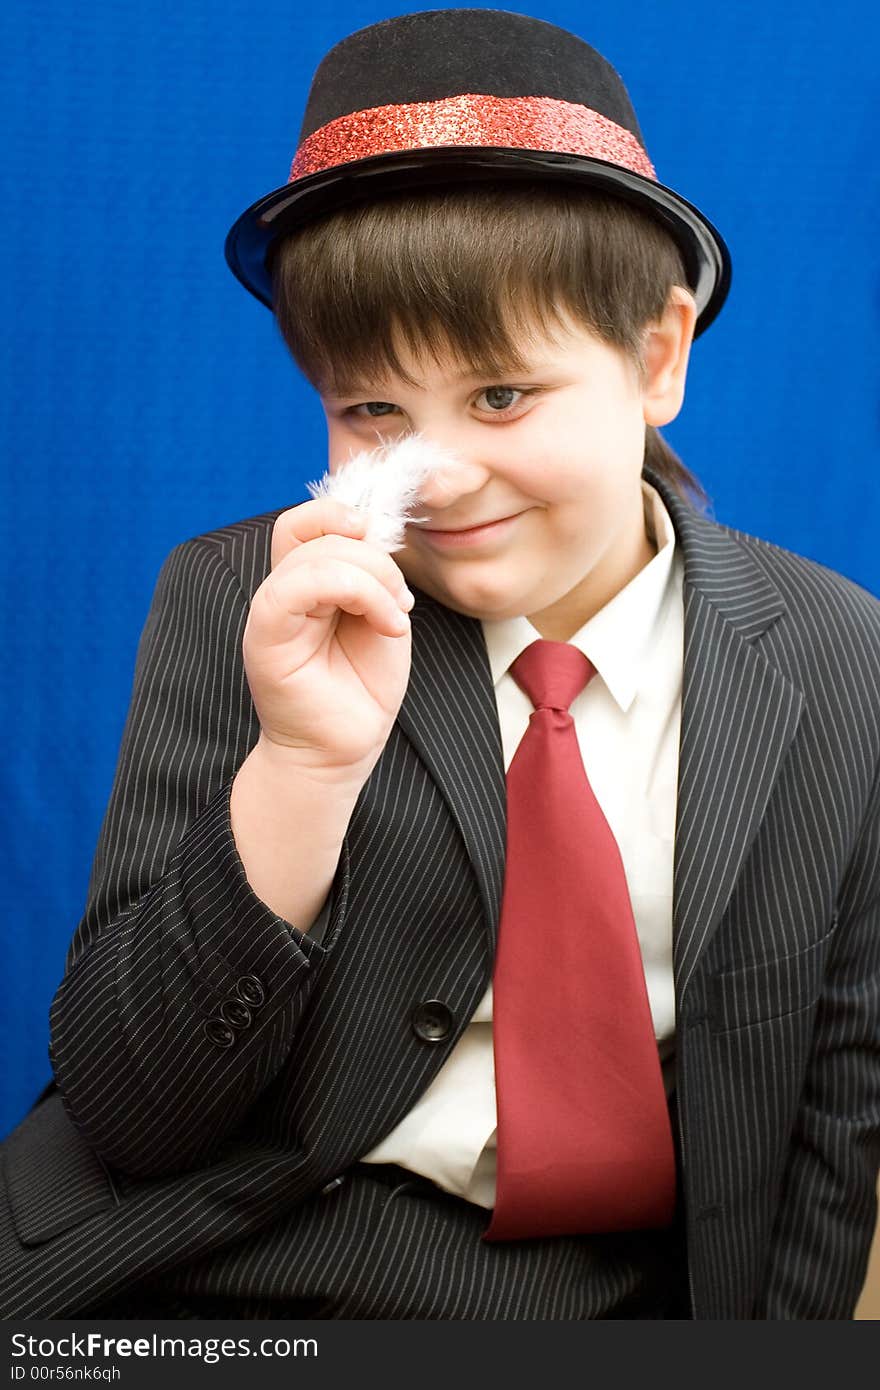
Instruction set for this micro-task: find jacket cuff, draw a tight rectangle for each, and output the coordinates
[173,778,349,1009]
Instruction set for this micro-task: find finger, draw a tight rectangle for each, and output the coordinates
[247,556,412,651]
[273,532,412,604]
[271,499,366,568]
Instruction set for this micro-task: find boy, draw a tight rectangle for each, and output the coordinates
[1,9,878,1319]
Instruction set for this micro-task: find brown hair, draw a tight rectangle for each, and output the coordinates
[269,182,707,508]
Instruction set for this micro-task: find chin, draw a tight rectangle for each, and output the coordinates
[438,589,535,623]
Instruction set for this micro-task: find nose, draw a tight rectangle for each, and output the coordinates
[413,445,492,518]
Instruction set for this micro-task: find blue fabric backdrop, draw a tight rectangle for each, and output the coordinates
[1,0,878,1138]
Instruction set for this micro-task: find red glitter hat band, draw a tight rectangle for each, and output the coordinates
[289,93,657,183]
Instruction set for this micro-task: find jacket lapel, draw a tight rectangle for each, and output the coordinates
[396,467,805,994]
[648,471,804,995]
[396,592,507,956]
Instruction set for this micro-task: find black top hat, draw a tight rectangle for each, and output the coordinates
[225,8,731,336]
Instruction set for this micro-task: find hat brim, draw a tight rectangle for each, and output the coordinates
[224,146,731,338]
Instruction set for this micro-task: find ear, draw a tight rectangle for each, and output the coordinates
[641,286,697,427]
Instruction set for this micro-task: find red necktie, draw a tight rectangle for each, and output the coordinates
[484,639,676,1241]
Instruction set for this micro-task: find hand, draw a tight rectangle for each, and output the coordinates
[241,498,415,773]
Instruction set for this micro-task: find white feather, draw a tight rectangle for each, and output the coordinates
[305,434,460,552]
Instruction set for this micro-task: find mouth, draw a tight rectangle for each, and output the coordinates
[416,512,524,549]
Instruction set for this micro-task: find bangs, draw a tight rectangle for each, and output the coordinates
[268,183,687,395]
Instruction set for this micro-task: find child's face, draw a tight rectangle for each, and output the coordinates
[321,300,692,640]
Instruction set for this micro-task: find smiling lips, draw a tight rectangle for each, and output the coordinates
[418,512,523,548]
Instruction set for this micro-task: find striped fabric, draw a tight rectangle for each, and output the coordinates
[1,466,878,1319]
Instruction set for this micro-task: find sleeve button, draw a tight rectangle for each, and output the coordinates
[236,975,266,1008]
[204,1018,236,1048]
[220,998,252,1030]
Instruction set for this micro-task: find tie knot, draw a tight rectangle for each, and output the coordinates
[509,639,595,712]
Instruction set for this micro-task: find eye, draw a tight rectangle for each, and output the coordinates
[349,401,400,417]
[475,386,526,414]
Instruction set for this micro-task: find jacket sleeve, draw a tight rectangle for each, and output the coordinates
[753,759,880,1319]
[48,535,348,1179]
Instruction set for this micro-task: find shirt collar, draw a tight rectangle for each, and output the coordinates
[481,480,678,713]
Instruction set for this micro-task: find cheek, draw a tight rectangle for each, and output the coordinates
[511,449,604,509]
[506,405,618,502]
[528,410,643,509]
[500,438,577,503]
[326,423,360,469]
[537,464,634,552]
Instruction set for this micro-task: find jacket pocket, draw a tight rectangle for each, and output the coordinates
[4,1090,119,1246]
[709,913,839,1033]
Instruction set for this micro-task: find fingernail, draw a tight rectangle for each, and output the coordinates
[398,587,415,610]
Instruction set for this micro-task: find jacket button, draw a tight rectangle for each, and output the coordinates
[236,975,266,1008]
[220,997,252,1030]
[204,1018,236,1048]
[410,1000,453,1043]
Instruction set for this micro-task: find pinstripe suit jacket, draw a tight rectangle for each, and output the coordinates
[2,466,879,1320]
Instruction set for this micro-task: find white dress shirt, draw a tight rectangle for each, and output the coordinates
[362,480,685,1207]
